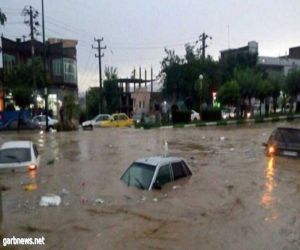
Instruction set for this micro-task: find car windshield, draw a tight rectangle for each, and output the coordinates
[120,162,156,190]
[0,148,31,163]
[272,128,300,147]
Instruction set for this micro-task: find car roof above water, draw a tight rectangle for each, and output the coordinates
[1,140,32,149]
[135,156,185,166]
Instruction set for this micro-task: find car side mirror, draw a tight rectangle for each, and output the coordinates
[153,180,162,190]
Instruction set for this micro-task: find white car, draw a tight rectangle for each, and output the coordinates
[222,107,236,119]
[82,114,112,129]
[32,115,58,129]
[191,110,200,121]
[0,141,40,171]
[121,156,192,190]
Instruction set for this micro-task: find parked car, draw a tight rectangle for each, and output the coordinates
[191,110,200,121]
[81,114,112,129]
[221,107,236,119]
[121,156,192,190]
[0,118,38,131]
[32,115,58,129]
[263,127,300,157]
[0,140,40,171]
[101,113,133,128]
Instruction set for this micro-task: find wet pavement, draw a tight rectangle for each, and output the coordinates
[0,121,300,249]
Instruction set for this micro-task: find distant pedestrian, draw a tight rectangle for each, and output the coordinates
[59,105,64,123]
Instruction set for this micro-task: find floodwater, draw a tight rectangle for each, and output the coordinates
[0,121,300,250]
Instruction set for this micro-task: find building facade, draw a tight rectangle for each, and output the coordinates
[0,36,78,116]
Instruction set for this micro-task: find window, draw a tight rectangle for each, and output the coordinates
[52,59,62,76]
[0,148,31,163]
[63,58,77,84]
[120,115,128,120]
[155,164,172,186]
[121,162,156,190]
[171,161,188,180]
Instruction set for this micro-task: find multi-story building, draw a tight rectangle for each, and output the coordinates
[220,40,300,76]
[0,36,78,116]
[220,41,258,59]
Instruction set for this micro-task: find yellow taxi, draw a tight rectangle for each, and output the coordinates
[100,113,133,128]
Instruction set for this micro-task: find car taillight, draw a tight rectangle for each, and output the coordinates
[28,164,37,171]
[268,146,275,155]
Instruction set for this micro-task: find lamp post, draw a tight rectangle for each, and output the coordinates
[199,74,203,119]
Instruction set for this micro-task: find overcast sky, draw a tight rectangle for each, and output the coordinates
[1,0,300,92]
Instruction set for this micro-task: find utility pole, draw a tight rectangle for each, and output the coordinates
[92,38,106,114]
[199,32,212,60]
[41,0,49,131]
[22,6,40,114]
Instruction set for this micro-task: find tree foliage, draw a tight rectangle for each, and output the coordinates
[85,87,99,119]
[286,69,300,97]
[217,80,240,106]
[160,46,221,110]
[0,9,7,26]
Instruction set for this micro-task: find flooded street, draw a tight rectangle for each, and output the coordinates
[1,121,300,250]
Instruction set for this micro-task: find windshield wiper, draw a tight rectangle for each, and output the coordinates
[134,177,145,190]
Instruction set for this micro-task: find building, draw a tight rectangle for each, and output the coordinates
[289,46,300,59]
[0,36,78,116]
[258,56,300,76]
[220,40,300,76]
[220,41,258,59]
[131,87,151,115]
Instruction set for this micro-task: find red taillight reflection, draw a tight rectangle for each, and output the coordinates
[28,164,37,171]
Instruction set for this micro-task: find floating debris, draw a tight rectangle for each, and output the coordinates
[39,195,62,207]
[46,159,55,165]
[24,183,37,192]
[153,198,158,202]
[95,198,104,204]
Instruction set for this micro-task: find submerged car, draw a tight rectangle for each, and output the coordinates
[101,113,133,128]
[121,156,192,190]
[264,127,300,157]
[0,140,40,171]
[82,114,112,129]
[32,115,58,129]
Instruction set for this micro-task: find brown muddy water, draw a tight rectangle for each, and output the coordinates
[0,121,300,250]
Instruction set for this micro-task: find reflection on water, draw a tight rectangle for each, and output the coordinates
[261,157,277,221]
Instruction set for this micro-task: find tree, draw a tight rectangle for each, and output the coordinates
[217,80,240,107]
[103,66,120,113]
[220,52,258,83]
[86,87,99,119]
[0,9,7,26]
[267,72,285,113]
[5,59,46,109]
[160,48,221,110]
[256,79,273,116]
[286,69,300,112]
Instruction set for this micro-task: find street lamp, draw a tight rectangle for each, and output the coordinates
[199,74,203,119]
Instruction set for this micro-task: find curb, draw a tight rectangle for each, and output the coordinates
[154,114,300,130]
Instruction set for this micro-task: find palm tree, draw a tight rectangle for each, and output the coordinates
[0,9,7,26]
